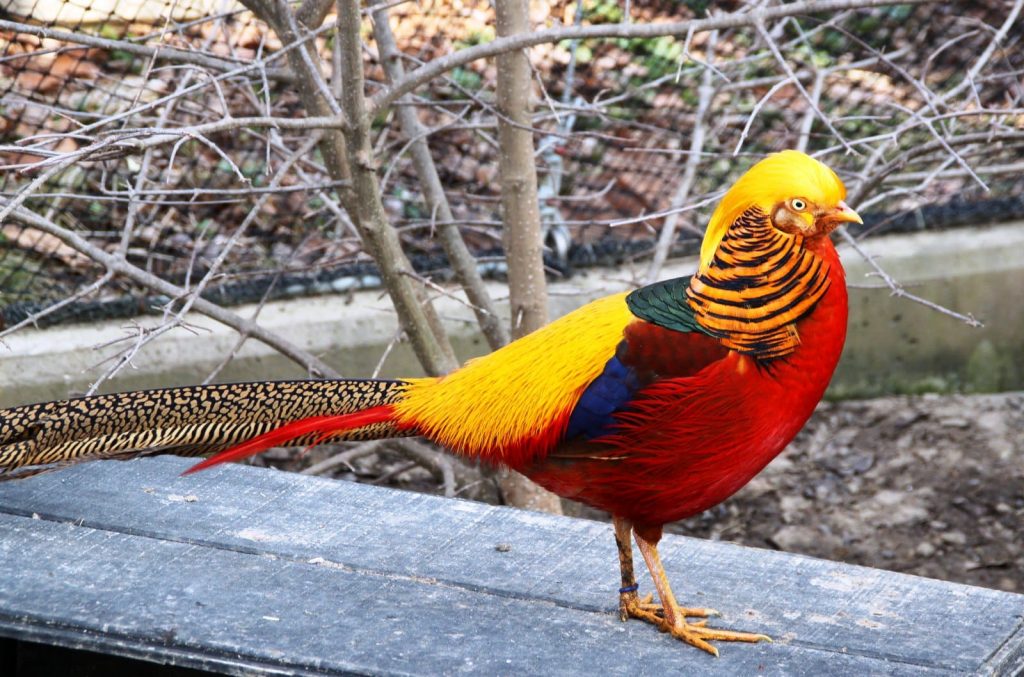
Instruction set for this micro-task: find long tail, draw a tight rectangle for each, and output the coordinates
[0,379,410,481]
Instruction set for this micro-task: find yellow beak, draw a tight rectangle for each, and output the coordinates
[833,200,863,225]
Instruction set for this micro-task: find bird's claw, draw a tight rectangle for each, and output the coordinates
[665,624,772,657]
[619,592,769,656]
[621,591,720,620]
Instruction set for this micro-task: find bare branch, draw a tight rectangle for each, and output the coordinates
[368,0,934,114]
[0,17,292,81]
[494,0,548,339]
[390,438,483,499]
[492,0,562,516]
[87,132,328,391]
[796,71,825,154]
[836,228,983,328]
[0,273,113,342]
[754,20,852,153]
[645,31,718,285]
[942,0,1024,104]
[371,8,510,350]
[335,0,457,374]
[6,206,340,378]
[847,131,1024,206]
[297,0,335,29]
[300,441,383,476]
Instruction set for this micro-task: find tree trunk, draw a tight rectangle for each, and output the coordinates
[493,0,562,515]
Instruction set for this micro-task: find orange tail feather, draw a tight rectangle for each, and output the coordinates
[183,405,398,475]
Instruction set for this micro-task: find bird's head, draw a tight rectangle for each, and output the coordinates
[699,150,862,273]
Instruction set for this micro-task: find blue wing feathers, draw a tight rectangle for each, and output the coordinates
[566,275,708,442]
[564,351,640,441]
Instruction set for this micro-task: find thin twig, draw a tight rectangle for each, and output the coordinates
[6,205,339,378]
[300,441,383,476]
[754,20,853,153]
[336,0,457,374]
[372,3,508,350]
[645,30,717,284]
[837,228,983,328]
[368,0,932,114]
[0,17,292,80]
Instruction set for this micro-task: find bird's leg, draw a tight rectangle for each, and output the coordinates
[631,525,771,656]
[613,516,643,621]
[613,517,713,623]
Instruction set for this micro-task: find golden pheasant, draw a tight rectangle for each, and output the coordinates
[0,150,861,655]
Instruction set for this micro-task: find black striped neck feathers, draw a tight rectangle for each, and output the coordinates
[685,206,831,359]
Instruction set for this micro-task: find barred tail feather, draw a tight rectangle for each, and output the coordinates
[0,379,409,480]
[183,405,400,475]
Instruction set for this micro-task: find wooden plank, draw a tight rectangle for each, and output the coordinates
[0,456,1021,676]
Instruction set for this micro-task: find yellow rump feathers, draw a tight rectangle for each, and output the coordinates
[699,150,847,272]
[393,293,634,461]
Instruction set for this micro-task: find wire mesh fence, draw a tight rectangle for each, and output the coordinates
[1,0,1021,335]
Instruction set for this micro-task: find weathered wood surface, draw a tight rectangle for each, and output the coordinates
[0,456,1020,676]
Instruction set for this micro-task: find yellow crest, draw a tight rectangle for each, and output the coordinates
[699,151,847,272]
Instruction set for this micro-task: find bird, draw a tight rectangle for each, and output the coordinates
[0,150,861,655]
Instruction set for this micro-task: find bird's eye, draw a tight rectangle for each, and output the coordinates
[790,199,807,211]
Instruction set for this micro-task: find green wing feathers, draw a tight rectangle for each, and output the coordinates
[0,379,409,480]
[625,275,708,334]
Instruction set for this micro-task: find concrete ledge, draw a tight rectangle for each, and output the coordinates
[0,456,1021,675]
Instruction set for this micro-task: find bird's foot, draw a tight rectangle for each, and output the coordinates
[619,591,718,622]
[620,593,769,656]
[661,619,771,657]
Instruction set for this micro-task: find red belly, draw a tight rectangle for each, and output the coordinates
[524,351,818,525]
[525,250,848,527]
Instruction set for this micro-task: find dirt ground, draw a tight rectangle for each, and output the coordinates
[668,391,1024,593]
[280,391,1023,593]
